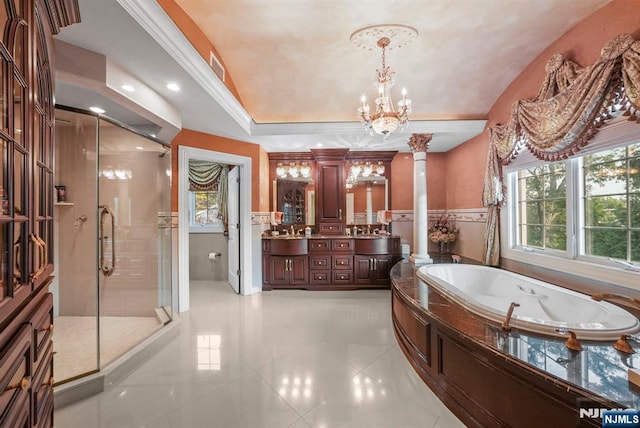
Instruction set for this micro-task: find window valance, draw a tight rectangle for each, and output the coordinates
[482,33,640,266]
[188,160,229,230]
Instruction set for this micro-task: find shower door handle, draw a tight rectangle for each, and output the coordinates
[99,205,116,277]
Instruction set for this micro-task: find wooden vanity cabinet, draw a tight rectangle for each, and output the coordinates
[263,236,401,290]
[354,238,401,285]
[267,256,308,286]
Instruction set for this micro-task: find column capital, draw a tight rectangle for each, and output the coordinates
[408,134,432,153]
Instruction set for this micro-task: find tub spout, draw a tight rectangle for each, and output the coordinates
[501,302,520,332]
[556,329,583,351]
[591,293,640,312]
[614,334,635,354]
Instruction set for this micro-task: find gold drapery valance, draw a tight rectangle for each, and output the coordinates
[188,161,229,231]
[482,34,640,266]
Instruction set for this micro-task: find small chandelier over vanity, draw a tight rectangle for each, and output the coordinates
[346,161,386,189]
[351,24,417,137]
[275,162,312,179]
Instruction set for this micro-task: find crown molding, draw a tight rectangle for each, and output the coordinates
[117,0,252,135]
[250,119,487,137]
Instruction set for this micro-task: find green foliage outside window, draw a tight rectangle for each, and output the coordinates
[583,143,639,261]
[517,162,567,251]
[192,191,221,226]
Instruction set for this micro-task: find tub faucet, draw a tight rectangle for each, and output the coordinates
[591,293,640,312]
[556,329,583,351]
[614,334,635,354]
[501,302,520,332]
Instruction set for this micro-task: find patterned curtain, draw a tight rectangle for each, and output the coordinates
[188,161,230,231]
[482,34,640,266]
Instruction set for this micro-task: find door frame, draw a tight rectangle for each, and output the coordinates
[178,146,252,312]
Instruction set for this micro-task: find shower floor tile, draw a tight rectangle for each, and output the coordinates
[53,316,162,382]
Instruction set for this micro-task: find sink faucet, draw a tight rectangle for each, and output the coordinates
[501,302,520,331]
[290,225,295,236]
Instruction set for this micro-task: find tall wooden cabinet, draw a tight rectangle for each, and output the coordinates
[0,1,79,426]
[312,149,347,235]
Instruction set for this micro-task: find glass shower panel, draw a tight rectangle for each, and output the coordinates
[97,120,171,368]
[52,109,99,382]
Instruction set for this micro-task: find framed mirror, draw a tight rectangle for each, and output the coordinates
[274,178,315,225]
[346,176,388,225]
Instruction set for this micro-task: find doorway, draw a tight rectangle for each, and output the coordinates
[178,146,255,312]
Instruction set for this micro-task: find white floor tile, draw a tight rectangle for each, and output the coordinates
[54,281,463,428]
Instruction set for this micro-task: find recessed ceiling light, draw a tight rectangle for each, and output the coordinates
[122,84,135,92]
[166,83,180,92]
[316,143,323,147]
[89,106,105,114]
[135,146,144,150]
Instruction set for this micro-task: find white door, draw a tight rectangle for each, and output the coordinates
[227,166,240,293]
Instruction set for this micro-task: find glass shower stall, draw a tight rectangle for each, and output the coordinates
[52,107,173,384]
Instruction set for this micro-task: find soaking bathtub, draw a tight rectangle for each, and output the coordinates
[417,264,640,340]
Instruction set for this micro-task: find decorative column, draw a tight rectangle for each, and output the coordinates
[408,134,433,265]
[366,184,373,224]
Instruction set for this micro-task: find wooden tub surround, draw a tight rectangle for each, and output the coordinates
[262,235,401,290]
[390,258,640,428]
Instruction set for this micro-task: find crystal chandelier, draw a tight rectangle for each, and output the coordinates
[351,25,417,137]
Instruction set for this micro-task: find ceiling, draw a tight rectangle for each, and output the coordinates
[53,0,610,152]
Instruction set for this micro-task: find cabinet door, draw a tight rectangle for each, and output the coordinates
[289,256,308,285]
[268,256,289,285]
[317,162,344,223]
[372,255,393,284]
[354,255,373,284]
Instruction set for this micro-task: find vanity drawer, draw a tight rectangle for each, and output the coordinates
[310,255,330,269]
[332,270,353,284]
[309,239,331,252]
[318,223,343,235]
[310,270,331,284]
[332,255,353,269]
[332,239,354,252]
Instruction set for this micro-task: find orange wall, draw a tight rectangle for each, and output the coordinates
[445,0,640,209]
[157,0,243,103]
[170,129,269,212]
[390,151,446,210]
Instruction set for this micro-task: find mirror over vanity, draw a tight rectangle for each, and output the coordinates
[269,149,396,232]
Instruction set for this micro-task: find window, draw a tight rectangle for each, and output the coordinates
[516,162,566,251]
[583,144,640,261]
[509,141,640,264]
[190,190,222,232]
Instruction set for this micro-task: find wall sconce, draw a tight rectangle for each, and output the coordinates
[276,162,312,179]
[350,161,385,179]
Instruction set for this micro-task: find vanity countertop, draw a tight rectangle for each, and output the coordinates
[262,234,398,240]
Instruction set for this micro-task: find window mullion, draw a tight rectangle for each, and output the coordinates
[566,158,579,259]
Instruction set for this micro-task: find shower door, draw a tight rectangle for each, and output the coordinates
[53,108,172,384]
[96,120,172,368]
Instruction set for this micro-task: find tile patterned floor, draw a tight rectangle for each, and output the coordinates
[54,280,464,428]
[54,316,162,381]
